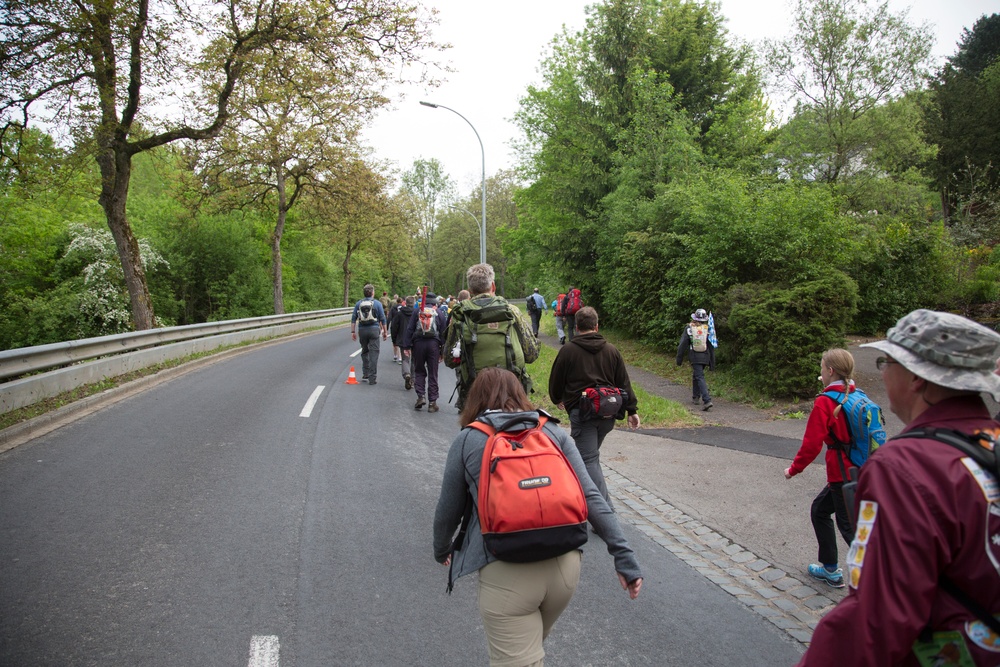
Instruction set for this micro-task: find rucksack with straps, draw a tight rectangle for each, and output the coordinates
[444,296,537,408]
[468,414,588,563]
[822,388,887,468]
[418,306,439,338]
[689,323,709,353]
[357,298,378,324]
[526,295,539,314]
[554,293,565,316]
[564,289,582,316]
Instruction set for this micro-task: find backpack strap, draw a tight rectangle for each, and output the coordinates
[894,427,999,480]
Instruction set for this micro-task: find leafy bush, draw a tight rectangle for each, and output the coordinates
[846,215,951,334]
[726,270,859,397]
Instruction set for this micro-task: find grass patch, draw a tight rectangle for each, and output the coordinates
[527,334,699,429]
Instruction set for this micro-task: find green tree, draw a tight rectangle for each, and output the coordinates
[513,0,763,306]
[0,0,439,330]
[926,14,1000,219]
[765,0,933,187]
[400,158,454,286]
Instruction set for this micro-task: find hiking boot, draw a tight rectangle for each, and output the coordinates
[702,401,713,411]
[362,374,369,380]
[404,374,412,390]
[692,398,701,405]
[807,563,845,588]
[368,378,376,385]
[559,337,565,345]
[428,401,439,413]
[414,396,426,410]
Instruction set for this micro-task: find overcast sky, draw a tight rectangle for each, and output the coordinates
[361,0,998,194]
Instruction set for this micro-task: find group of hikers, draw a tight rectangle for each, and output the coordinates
[353,264,1000,667]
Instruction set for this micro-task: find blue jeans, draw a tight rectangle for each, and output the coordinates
[569,409,615,505]
[692,363,711,403]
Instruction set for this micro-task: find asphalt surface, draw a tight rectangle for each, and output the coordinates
[1,328,806,666]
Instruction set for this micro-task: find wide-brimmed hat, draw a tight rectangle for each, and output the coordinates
[691,308,709,322]
[860,309,1000,399]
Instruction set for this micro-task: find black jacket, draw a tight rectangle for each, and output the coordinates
[390,305,413,343]
[548,332,637,414]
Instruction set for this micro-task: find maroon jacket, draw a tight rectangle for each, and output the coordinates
[799,395,1000,666]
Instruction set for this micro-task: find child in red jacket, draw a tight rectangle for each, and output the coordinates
[783,349,856,588]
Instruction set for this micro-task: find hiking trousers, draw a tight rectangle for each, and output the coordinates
[691,363,711,403]
[569,409,615,506]
[564,314,576,342]
[812,482,853,566]
[478,550,582,667]
[412,339,441,402]
[554,316,564,341]
[358,325,381,380]
[529,310,541,337]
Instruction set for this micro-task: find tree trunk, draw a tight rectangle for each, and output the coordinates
[341,243,353,308]
[272,172,287,315]
[96,142,156,330]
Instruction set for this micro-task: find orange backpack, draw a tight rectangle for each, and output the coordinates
[469,415,588,562]
[554,293,566,316]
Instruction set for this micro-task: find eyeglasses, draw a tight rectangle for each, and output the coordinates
[875,357,899,371]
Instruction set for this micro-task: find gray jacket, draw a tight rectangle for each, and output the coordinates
[432,410,642,586]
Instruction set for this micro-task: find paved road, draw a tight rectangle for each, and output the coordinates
[1,329,805,666]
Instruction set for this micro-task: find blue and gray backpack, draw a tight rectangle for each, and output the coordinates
[822,388,887,467]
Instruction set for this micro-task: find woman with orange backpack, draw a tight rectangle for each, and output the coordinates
[433,367,642,667]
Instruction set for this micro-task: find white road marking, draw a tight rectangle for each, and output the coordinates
[350,348,362,358]
[248,635,279,667]
[299,386,325,418]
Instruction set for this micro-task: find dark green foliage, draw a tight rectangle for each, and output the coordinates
[847,216,952,334]
[926,14,1000,214]
[725,271,859,397]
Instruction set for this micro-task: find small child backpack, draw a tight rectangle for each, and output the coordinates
[689,323,709,352]
[823,388,887,467]
[468,414,588,563]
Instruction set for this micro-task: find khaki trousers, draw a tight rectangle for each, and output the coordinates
[477,550,582,667]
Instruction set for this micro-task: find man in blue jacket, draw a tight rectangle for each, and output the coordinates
[350,283,387,384]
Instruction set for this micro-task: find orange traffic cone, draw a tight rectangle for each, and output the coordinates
[345,367,359,385]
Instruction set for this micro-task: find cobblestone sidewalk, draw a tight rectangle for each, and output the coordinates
[605,465,846,647]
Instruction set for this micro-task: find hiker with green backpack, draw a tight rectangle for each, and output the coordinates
[784,349,886,589]
[444,263,539,411]
[800,310,1000,667]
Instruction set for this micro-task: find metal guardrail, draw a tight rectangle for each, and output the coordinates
[0,308,353,415]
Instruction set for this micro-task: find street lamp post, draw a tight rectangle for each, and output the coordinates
[420,101,486,264]
[447,205,482,271]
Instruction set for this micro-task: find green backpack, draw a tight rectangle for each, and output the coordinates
[445,296,536,407]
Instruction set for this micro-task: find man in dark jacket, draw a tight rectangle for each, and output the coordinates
[390,296,415,389]
[549,307,640,504]
[676,308,716,411]
[402,292,449,413]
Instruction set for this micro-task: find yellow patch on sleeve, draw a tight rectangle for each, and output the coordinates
[847,500,879,590]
